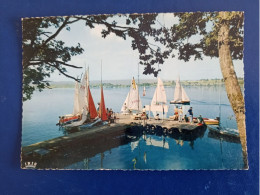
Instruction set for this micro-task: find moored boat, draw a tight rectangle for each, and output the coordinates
[145,77,168,120]
[193,117,220,125]
[121,77,142,117]
[62,67,100,129]
[59,115,79,125]
[98,81,108,121]
[58,70,89,126]
[170,76,190,105]
[203,118,219,125]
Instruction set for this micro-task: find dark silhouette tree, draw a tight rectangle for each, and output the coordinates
[22,16,84,101]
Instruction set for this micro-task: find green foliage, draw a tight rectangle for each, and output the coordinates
[162,12,244,62]
[22,16,84,101]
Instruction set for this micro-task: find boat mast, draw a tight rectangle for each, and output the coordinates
[87,65,89,85]
[101,60,102,86]
[100,60,102,117]
[87,65,90,108]
[138,62,140,111]
[84,62,88,112]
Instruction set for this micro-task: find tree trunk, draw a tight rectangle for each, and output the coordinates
[218,13,248,169]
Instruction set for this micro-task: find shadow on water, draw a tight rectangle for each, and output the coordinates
[22,124,207,169]
[208,130,240,144]
[59,126,80,135]
[22,126,131,169]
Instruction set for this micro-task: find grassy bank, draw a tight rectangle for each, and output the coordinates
[49,78,244,89]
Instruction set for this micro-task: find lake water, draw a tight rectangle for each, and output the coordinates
[22,85,244,169]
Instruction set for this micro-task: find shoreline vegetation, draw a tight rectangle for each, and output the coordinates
[48,78,244,89]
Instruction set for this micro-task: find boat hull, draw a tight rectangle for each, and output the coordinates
[203,119,219,125]
[58,115,79,125]
[170,101,190,105]
[193,117,219,125]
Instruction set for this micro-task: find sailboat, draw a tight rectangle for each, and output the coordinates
[99,84,108,121]
[146,77,168,119]
[58,70,89,126]
[80,63,109,128]
[170,76,190,105]
[72,81,80,116]
[79,67,107,129]
[87,85,98,119]
[62,70,89,128]
[98,63,108,121]
[64,68,99,128]
[86,67,98,120]
[58,81,81,125]
[121,77,142,114]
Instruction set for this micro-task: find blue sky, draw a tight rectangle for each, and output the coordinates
[50,13,244,82]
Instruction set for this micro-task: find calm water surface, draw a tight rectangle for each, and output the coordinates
[22,86,244,169]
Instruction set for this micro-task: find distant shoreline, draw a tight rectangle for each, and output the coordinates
[48,78,244,89]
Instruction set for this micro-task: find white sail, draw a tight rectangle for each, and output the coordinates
[121,78,142,112]
[151,77,167,104]
[59,69,90,127]
[181,86,190,102]
[72,81,80,115]
[173,77,182,102]
[128,83,142,111]
[146,104,168,115]
[172,76,190,103]
[121,92,130,112]
[149,77,168,117]
[78,71,89,113]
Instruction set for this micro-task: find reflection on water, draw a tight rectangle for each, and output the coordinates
[65,125,242,170]
[22,124,243,170]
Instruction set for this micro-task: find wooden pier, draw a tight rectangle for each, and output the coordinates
[118,114,200,131]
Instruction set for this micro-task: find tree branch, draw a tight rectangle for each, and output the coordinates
[39,31,52,35]
[29,60,82,69]
[24,17,72,66]
[47,62,80,81]
[74,16,138,30]
[43,17,70,46]
[66,18,81,24]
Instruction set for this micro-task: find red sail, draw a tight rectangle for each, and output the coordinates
[99,86,108,121]
[88,86,97,119]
